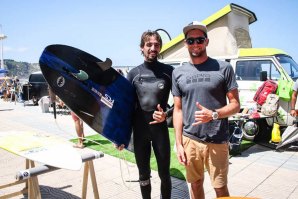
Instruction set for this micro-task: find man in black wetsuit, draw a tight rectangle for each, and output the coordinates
[126,30,174,199]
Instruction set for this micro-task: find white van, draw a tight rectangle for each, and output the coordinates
[161,48,298,140]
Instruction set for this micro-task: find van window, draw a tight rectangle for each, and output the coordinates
[277,55,298,80]
[235,60,280,81]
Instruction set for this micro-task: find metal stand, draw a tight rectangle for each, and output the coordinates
[80,152,103,199]
[0,151,103,199]
[82,160,100,199]
[0,159,41,199]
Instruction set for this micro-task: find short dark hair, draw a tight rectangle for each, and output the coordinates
[140,30,162,48]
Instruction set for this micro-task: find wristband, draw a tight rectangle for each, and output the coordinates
[164,112,168,118]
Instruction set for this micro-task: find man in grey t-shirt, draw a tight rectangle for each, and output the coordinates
[172,21,240,199]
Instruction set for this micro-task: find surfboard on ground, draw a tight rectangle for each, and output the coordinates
[0,131,82,170]
[39,44,135,148]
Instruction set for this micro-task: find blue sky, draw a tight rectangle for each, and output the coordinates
[1,0,298,66]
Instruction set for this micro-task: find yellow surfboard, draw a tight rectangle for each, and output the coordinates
[0,131,82,170]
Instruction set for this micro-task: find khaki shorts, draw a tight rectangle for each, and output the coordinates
[182,135,229,188]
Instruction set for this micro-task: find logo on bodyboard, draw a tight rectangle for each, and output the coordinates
[158,82,164,89]
[57,76,65,87]
[91,87,114,109]
[21,170,30,179]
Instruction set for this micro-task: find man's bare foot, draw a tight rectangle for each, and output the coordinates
[73,143,85,149]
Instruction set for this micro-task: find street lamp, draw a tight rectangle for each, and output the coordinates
[0,25,7,69]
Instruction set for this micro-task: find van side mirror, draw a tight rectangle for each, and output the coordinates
[260,71,268,81]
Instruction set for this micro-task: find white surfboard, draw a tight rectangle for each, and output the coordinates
[0,131,82,170]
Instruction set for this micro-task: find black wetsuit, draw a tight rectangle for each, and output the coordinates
[127,61,173,199]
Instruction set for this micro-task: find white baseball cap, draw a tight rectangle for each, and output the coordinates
[183,21,208,36]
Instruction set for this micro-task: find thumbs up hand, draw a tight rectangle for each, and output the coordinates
[149,104,167,125]
[192,102,213,126]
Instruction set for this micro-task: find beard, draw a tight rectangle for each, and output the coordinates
[147,57,158,62]
[145,51,158,62]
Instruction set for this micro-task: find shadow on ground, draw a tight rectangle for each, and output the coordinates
[20,185,80,199]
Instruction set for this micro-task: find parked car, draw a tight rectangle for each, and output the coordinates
[22,71,49,105]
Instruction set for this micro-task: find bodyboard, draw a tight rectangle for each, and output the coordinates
[0,131,82,170]
[39,44,135,148]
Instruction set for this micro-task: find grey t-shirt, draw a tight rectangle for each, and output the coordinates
[172,57,238,143]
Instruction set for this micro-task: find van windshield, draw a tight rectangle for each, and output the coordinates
[277,55,298,81]
[29,73,46,83]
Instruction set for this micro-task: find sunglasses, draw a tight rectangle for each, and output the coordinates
[185,37,206,45]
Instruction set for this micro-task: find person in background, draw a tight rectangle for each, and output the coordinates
[116,68,124,76]
[290,79,298,117]
[48,86,85,148]
[71,111,85,149]
[15,78,23,102]
[10,77,19,103]
[124,30,174,199]
[172,21,240,199]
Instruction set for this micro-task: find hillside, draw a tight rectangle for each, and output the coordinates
[3,59,40,79]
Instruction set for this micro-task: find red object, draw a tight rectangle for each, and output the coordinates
[253,80,278,105]
[250,111,260,119]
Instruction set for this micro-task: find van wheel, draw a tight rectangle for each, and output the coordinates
[241,120,259,141]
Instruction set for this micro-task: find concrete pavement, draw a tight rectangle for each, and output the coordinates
[0,100,298,199]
